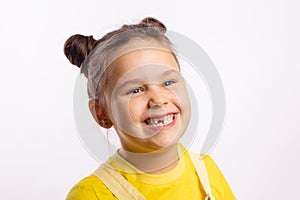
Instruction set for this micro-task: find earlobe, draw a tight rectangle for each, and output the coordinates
[88,99,113,129]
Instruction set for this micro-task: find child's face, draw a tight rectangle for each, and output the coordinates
[102,44,191,153]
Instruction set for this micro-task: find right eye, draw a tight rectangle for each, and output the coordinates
[128,87,144,94]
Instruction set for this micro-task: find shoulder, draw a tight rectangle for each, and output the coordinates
[192,153,236,200]
[65,175,117,200]
[200,154,227,183]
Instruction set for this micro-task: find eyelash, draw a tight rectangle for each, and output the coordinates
[163,80,175,86]
[127,80,176,95]
[128,87,144,94]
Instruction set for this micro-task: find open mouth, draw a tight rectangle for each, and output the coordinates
[144,113,176,127]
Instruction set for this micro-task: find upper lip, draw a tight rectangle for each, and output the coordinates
[143,112,178,122]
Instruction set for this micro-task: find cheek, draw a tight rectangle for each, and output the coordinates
[179,86,191,124]
[111,95,150,138]
[110,95,145,128]
[111,97,129,123]
[179,86,191,108]
[170,84,190,105]
[128,96,146,122]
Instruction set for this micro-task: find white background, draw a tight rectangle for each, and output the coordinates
[1,0,299,199]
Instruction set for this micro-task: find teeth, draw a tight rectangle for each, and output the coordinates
[148,114,174,127]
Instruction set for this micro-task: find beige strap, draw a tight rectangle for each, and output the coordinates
[189,152,215,200]
[93,164,146,200]
[93,152,214,200]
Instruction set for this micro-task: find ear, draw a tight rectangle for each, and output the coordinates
[88,99,113,129]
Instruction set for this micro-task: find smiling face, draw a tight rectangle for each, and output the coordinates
[101,42,191,153]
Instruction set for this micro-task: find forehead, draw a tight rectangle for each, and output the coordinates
[110,48,179,81]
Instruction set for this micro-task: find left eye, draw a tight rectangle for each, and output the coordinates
[163,80,175,86]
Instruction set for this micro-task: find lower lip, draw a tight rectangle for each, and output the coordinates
[144,113,178,130]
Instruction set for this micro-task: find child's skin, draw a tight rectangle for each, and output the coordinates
[89,39,191,174]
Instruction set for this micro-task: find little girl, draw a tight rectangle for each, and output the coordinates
[64,17,235,200]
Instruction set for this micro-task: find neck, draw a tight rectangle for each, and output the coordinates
[118,144,180,174]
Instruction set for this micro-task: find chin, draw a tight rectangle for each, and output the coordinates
[148,125,184,150]
[149,133,181,150]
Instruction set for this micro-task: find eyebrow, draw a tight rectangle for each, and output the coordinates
[120,78,144,87]
[162,69,179,76]
[119,69,179,88]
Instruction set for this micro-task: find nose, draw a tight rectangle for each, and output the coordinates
[147,85,169,108]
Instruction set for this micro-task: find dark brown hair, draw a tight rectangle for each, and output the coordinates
[64,35,98,67]
[64,17,167,68]
[63,17,178,100]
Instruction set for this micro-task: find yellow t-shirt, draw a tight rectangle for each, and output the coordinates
[66,148,235,200]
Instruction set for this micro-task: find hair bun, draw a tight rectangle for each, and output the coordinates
[140,17,166,32]
[63,34,97,67]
